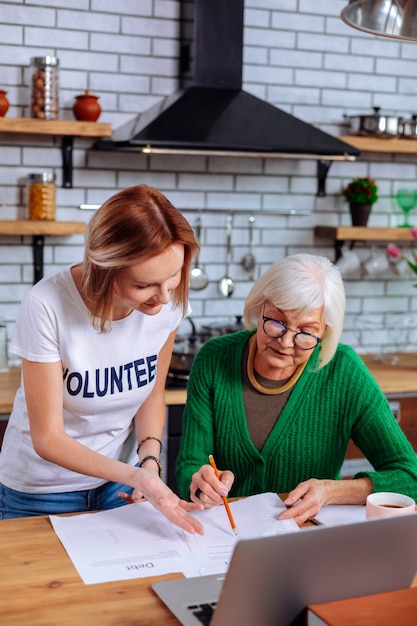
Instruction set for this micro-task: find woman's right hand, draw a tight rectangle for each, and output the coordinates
[127,466,205,535]
[189,464,235,508]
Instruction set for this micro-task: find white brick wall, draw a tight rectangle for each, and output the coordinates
[0,0,417,363]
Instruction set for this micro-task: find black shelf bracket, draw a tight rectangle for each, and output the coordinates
[316,160,332,197]
[61,136,74,188]
[334,239,356,262]
[33,235,44,284]
[335,239,344,262]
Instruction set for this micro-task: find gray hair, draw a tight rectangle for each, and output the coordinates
[243,253,345,369]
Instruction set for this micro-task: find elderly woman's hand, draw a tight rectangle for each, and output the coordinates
[190,464,235,508]
[276,476,373,526]
[277,478,329,526]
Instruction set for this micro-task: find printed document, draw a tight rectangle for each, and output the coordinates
[50,492,298,585]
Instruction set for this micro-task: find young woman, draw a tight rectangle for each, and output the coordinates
[0,184,204,535]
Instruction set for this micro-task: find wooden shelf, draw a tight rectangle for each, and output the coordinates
[0,221,87,283]
[338,135,417,155]
[0,117,111,137]
[0,117,112,188]
[0,220,86,236]
[315,225,416,261]
[315,226,415,242]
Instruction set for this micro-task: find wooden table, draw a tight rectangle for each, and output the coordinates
[0,507,415,626]
[0,366,20,414]
[0,514,181,625]
[359,352,417,396]
[0,493,296,625]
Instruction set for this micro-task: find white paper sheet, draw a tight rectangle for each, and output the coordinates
[182,492,299,577]
[50,501,188,584]
[50,492,299,585]
[313,503,367,526]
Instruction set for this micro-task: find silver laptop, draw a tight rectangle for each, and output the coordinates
[152,513,417,626]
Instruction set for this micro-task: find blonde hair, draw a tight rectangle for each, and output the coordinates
[243,253,345,369]
[82,185,198,331]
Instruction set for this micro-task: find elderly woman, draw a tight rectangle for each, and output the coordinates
[176,253,417,525]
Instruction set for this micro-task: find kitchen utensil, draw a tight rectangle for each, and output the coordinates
[189,216,209,290]
[344,107,401,137]
[361,246,389,276]
[218,214,235,298]
[335,245,361,277]
[400,114,417,139]
[241,215,256,280]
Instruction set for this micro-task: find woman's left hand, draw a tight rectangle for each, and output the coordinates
[277,478,329,526]
[277,476,373,526]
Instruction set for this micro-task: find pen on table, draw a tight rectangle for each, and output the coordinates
[208,454,237,535]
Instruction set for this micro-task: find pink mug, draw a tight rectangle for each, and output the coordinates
[366,492,416,519]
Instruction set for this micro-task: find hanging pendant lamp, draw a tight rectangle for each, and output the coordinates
[341,0,417,41]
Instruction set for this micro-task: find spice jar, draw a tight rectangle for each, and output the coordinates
[28,172,56,220]
[30,56,59,120]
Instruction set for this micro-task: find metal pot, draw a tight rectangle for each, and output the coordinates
[170,335,203,373]
[400,114,417,139]
[344,107,401,137]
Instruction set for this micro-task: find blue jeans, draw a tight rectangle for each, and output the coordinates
[0,480,135,519]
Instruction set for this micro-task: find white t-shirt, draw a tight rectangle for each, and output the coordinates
[0,267,185,493]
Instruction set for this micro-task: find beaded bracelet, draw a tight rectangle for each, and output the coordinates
[139,455,163,478]
[136,436,163,455]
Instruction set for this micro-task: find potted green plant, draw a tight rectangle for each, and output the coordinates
[342,177,379,226]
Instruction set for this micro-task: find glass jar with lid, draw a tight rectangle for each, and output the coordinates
[28,172,56,220]
[30,56,59,120]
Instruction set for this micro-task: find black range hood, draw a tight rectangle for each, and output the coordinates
[95,0,359,164]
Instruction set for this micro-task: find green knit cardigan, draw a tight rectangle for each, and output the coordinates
[176,330,417,500]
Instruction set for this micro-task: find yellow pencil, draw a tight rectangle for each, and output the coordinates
[209,454,237,535]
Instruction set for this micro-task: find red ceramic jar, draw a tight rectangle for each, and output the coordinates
[0,90,10,117]
[72,89,101,122]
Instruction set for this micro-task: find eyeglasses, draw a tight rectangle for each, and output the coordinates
[262,305,323,350]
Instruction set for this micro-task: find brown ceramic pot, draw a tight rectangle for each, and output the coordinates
[0,90,10,117]
[72,89,101,122]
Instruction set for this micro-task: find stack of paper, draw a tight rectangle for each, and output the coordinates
[50,492,299,585]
